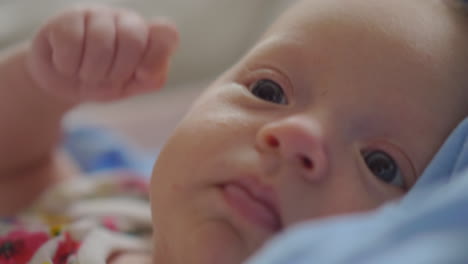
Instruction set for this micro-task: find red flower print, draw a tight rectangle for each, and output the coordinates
[102,216,118,232]
[120,177,149,194]
[0,230,49,264]
[52,233,81,264]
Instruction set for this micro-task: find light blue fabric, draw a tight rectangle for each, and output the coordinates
[247,118,468,264]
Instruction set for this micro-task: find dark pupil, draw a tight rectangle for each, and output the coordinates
[365,151,397,183]
[252,79,285,104]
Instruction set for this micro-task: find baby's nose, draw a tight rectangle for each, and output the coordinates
[257,116,329,182]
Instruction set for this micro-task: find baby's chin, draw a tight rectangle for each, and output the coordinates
[181,221,249,264]
[152,219,252,264]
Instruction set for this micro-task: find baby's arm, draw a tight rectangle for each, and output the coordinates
[0,5,178,215]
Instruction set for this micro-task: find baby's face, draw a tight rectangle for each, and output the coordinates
[151,0,468,263]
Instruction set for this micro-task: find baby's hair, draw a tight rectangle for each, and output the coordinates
[447,0,468,14]
[450,1,468,110]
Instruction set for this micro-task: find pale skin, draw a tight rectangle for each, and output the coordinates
[151,0,468,263]
[0,1,468,264]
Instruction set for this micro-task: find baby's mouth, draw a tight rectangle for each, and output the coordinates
[219,180,283,232]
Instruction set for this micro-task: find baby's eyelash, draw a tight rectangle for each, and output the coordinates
[361,141,417,189]
[240,65,295,100]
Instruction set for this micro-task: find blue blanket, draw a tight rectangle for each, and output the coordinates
[247,118,468,264]
[63,126,157,178]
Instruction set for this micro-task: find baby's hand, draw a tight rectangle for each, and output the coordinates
[27,5,179,102]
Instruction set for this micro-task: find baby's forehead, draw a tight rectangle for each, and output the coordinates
[269,0,442,34]
[241,0,468,100]
[260,0,468,66]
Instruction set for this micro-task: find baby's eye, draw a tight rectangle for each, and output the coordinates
[249,79,288,105]
[364,150,404,187]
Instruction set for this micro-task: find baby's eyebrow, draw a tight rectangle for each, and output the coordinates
[252,34,304,55]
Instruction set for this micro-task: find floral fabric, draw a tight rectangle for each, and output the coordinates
[0,171,151,264]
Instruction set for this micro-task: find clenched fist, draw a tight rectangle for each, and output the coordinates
[27,5,179,103]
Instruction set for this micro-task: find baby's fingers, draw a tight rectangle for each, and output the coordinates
[135,20,179,87]
[29,27,80,101]
[107,10,149,84]
[79,8,117,83]
[48,9,86,77]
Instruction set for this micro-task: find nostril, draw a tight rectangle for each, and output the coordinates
[299,155,314,170]
[266,135,280,148]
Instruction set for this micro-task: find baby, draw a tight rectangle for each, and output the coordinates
[1,0,468,263]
